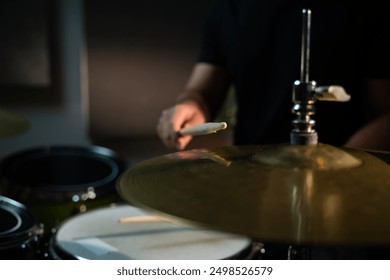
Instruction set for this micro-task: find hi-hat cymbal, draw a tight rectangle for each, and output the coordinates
[117,143,390,246]
[0,108,30,139]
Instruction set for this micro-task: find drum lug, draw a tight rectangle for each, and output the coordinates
[244,241,265,259]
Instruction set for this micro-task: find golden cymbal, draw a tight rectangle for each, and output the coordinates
[117,144,390,246]
[0,108,30,139]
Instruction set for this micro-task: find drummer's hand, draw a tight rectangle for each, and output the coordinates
[157,100,206,150]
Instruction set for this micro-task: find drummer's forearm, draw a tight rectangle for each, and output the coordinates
[176,90,212,121]
[347,79,390,151]
[345,113,390,151]
[364,79,390,119]
[176,62,230,121]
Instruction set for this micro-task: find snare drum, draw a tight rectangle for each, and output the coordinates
[0,196,43,259]
[0,146,128,231]
[49,204,256,260]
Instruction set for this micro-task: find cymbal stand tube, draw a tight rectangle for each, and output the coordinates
[290,9,318,145]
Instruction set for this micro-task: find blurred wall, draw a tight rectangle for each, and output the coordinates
[0,0,90,159]
[85,0,212,140]
[0,0,228,163]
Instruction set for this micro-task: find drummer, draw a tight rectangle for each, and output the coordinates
[156,0,390,259]
[156,0,390,152]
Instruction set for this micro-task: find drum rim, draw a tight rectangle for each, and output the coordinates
[0,196,40,249]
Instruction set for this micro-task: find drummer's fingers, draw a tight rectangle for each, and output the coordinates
[169,105,202,150]
[157,103,204,150]
[157,107,181,148]
[176,135,193,150]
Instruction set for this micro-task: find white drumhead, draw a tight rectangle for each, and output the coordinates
[54,204,252,260]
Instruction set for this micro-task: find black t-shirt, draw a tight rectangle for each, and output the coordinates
[198,0,390,146]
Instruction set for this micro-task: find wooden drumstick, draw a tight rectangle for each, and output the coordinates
[179,122,228,136]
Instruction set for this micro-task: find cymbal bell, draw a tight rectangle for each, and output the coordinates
[0,108,30,139]
[117,143,390,246]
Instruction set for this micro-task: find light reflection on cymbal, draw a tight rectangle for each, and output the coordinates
[164,149,232,167]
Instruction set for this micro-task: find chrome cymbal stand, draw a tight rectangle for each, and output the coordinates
[286,8,352,260]
[290,9,350,146]
[290,9,317,145]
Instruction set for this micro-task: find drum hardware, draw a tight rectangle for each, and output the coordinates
[0,195,45,259]
[37,186,102,259]
[287,245,311,260]
[290,9,350,146]
[116,8,390,256]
